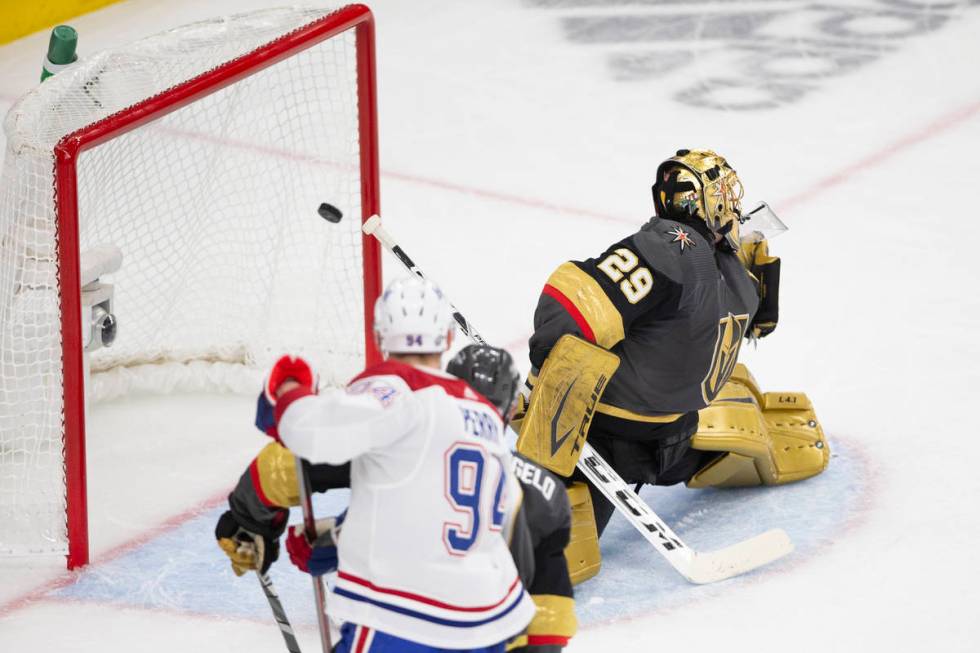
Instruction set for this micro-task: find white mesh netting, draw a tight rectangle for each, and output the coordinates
[0,6,371,556]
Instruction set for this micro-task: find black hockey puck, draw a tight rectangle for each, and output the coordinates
[318,202,343,223]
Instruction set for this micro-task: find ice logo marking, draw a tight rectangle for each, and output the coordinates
[532,0,969,110]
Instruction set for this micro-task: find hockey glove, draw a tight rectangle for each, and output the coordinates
[255,355,317,441]
[215,510,281,576]
[266,354,316,400]
[750,257,780,339]
[509,378,534,435]
[285,510,346,577]
[740,240,780,339]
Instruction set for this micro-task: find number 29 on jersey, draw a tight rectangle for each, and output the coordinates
[597,247,653,304]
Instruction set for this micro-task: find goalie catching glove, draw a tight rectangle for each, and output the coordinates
[285,510,345,577]
[215,510,284,576]
[255,354,317,442]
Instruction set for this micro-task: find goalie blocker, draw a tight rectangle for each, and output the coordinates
[515,335,620,477]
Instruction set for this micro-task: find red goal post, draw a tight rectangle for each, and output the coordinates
[0,5,382,569]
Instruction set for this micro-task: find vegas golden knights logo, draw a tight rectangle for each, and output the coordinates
[701,313,750,404]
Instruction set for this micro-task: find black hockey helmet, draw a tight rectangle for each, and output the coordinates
[447,344,521,422]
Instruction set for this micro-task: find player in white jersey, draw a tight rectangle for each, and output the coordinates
[261,278,536,652]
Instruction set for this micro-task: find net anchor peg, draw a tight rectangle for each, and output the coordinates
[80,245,122,352]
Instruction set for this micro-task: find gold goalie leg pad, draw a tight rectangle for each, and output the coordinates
[688,364,830,488]
[516,334,620,476]
[563,482,601,585]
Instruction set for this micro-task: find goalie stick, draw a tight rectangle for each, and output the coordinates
[361,213,794,584]
[577,445,793,583]
[296,457,332,652]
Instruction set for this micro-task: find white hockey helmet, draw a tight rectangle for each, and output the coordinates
[373,277,454,354]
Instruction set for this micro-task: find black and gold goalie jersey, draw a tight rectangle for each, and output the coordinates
[529,215,761,421]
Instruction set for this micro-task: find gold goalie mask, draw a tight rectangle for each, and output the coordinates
[652,149,744,251]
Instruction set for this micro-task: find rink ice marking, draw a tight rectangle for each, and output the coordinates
[1,435,873,628]
[0,92,634,228]
[777,98,980,211]
[25,591,319,631]
[0,431,874,628]
[0,488,231,620]
[3,91,979,229]
[152,123,637,226]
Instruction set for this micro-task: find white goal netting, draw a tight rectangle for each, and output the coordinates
[0,6,372,557]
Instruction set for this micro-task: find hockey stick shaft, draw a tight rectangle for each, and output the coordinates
[362,214,793,584]
[296,457,332,652]
[363,215,485,345]
[256,571,303,653]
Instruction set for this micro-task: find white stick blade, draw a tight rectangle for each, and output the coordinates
[362,214,381,235]
[681,528,794,584]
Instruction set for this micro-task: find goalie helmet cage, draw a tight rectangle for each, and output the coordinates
[0,5,382,569]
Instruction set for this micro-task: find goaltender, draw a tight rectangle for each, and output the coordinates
[515,149,829,579]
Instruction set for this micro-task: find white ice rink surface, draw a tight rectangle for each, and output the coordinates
[2,1,980,651]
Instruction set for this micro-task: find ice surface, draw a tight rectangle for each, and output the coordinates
[2,0,980,651]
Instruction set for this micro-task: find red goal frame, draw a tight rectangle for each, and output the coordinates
[52,4,382,569]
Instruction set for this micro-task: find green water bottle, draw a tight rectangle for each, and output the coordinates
[41,25,78,82]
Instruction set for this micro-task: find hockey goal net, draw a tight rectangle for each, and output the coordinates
[0,5,381,568]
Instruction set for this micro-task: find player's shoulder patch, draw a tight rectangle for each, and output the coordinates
[346,376,402,407]
[631,219,688,283]
[350,360,500,414]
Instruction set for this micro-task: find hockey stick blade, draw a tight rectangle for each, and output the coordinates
[362,214,382,236]
[680,528,793,585]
